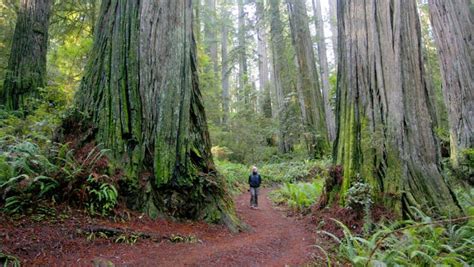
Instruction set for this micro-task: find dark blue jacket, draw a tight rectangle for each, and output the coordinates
[249,173,262,188]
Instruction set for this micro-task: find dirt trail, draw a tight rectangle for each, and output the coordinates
[141,188,316,266]
[1,189,317,266]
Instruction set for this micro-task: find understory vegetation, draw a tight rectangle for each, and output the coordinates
[0,106,119,217]
[320,208,474,266]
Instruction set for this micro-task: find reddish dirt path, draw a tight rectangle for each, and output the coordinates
[1,189,317,266]
[132,188,316,266]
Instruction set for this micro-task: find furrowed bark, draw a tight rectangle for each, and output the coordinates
[75,0,239,230]
[334,0,461,217]
[428,0,474,169]
[2,0,52,111]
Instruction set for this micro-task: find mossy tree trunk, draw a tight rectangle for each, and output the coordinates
[2,0,52,110]
[334,0,461,217]
[287,0,330,158]
[428,0,473,169]
[75,0,238,229]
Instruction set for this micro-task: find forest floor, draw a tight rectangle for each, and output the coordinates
[1,188,320,266]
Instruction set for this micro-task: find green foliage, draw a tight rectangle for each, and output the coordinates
[260,159,330,184]
[169,234,200,244]
[0,251,20,267]
[0,134,118,216]
[216,159,329,195]
[209,113,279,164]
[85,174,118,216]
[215,160,249,195]
[269,180,324,212]
[320,211,474,266]
[345,179,373,211]
[456,148,474,184]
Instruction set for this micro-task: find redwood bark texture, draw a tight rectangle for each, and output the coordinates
[76,0,238,228]
[428,0,474,168]
[334,0,460,217]
[2,0,51,110]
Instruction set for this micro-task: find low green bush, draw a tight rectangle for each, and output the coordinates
[269,180,324,212]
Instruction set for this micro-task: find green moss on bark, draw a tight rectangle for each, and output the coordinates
[73,0,241,230]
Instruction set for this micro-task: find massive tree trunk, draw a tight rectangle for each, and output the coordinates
[269,0,296,153]
[428,0,474,169]
[221,0,230,125]
[2,0,52,111]
[312,0,336,142]
[287,0,330,158]
[256,0,272,118]
[75,0,238,229]
[334,0,461,217]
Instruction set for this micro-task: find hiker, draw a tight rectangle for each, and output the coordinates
[249,166,262,209]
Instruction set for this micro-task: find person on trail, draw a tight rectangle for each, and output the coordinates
[249,166,262,209]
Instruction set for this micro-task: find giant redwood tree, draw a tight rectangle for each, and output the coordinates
[334,0,461,217]
[75,0,238,228]
[2,0,52,110]
[428,0,473,169]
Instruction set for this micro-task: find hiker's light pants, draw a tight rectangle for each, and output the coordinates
[250,187,259,207]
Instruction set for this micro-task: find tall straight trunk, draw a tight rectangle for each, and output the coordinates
[428,0,474,169]
[287,0,330,158]
[2,0,52,111]
[312,0,336,142]
[204,0,218,76]
[269,0,294,153]
[268,49,278,120]
[237,0,248,106]
[328,0,338,67]
[221,0,230,125]
[256,0,271,117]
[75,0,238,229]
[193,0,201,43]
[334,0,460,217]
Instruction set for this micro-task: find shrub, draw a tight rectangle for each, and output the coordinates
[270,180,324,213]
[345,179,372,211]
[0,136,118,216]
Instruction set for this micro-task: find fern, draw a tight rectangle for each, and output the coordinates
[326,215,474,266]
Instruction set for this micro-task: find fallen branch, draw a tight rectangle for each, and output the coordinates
[79,225,167,242]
